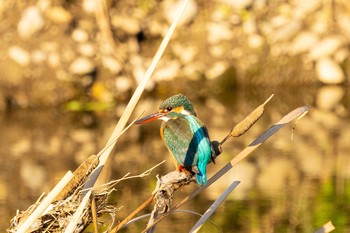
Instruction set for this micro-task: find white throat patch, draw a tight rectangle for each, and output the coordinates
[180,109,191,115]
[159,116,171,122]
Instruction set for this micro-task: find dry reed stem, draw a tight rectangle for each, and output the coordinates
[314,221,335,233]
[16,171,74,233]
[64,190,92,233]
[142,106,310,232]
[189,181,240,233]
[146,205,159,233]
[91,193,99,233]
[110,196,154,233]
[94,0,126,65]
[9,161,161,232]
[83,0,190,193]
[111,170,192,232]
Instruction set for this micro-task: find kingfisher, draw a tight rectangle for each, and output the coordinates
[135,94,215,185]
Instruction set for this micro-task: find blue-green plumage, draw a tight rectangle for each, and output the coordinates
[135,94,214,185]
[161,113,212,185]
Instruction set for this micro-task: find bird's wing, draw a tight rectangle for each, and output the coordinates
[162,115,212,180]
[162,117,194,169]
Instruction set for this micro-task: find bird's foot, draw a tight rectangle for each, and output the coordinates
[178,165,187,172]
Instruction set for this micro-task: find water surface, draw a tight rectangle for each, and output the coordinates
[1,86,349,232]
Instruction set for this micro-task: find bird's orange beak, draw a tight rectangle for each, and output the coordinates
[134,112,166,124]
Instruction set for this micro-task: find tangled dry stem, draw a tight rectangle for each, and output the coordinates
[8,183,118,233]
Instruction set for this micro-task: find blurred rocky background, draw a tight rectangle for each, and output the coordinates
[1,0,350,232]
[1,0,350,109]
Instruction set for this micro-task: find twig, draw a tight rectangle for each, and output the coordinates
[91,192,99,233]
[110,196,154,233]
[94,160,165,191]
[142,106,309,232]
[189,181,240,233]
[16,171,74,233]
[146,205,159,233]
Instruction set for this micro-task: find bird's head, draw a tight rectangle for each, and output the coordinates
[135,94,196,124]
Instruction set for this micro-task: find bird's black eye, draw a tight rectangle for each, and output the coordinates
[166,107,172,112]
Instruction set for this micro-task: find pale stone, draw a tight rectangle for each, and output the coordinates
[154,60,180,81]
[72,28,89,43]
[47,52,60,68]
[37,0,51,11]
[208,45,226,58]
[293,0,321,18]
[311,17,328,34]
[309,36,345,60]
[207,22,234,44]
[61,48,75,63]
[69,57,95,75]
[115,76,133,92]
[17,6,45,39]
[270,15,289,28]
[78,43,95,57]
[0,0,4,17]
[337,15,350,38]
[71,129,94,143]
[316,57,344,84]
[289,31,319,55]
[205,61,229,79]
[172,43,197,63]
[82,0,97,14]
[46,6,72,24]
[8,46,30,66]
[183,62,204,80]
[163,0,198,26]
[102,56,122,74]
[270,20,301,42]
[248,33,264,49]
[20,160,46,190]
[334,48,349,63]
[111,15,140,35]
[10,139,31,157]
[243,16,257,35]
[40,41,58,52]
[211,9,227,22]
[316,85,344,111]
[31,49,46,64]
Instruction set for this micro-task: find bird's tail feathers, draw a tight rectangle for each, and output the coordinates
[196,163,207,185]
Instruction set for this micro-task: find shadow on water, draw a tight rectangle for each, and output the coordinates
[1,85,350,232]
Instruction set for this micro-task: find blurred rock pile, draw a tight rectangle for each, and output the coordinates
[0,0,349,109]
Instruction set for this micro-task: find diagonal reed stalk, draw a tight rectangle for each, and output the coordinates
[82,0,191,193]
[16,171,74,233]
[189,181,240,233]
[142,105,309,232]
[64,190,92,233]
